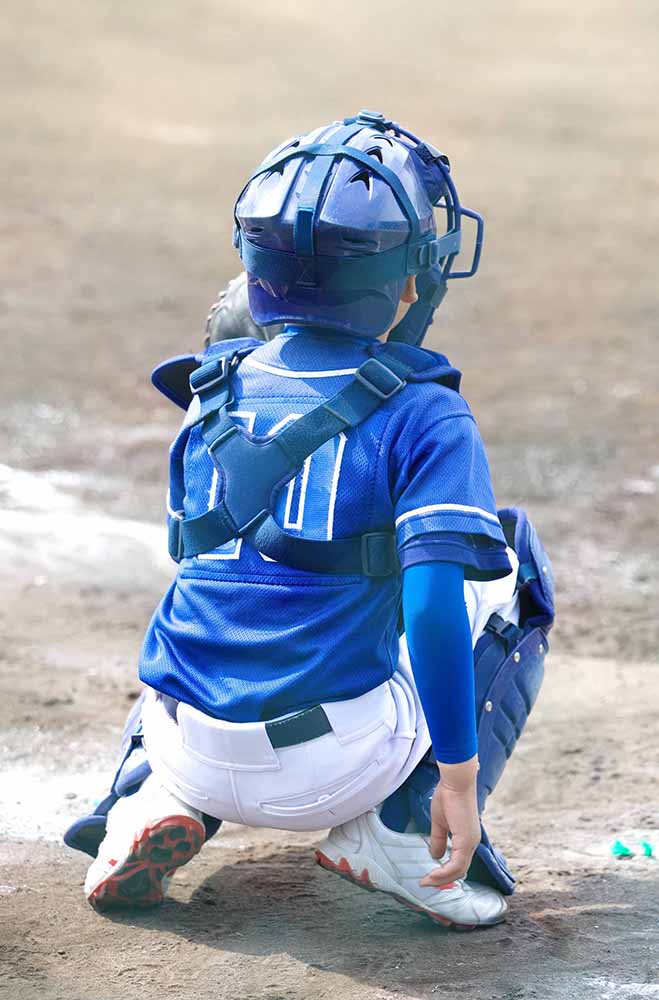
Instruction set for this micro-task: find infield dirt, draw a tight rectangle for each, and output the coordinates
[1,3,658,999]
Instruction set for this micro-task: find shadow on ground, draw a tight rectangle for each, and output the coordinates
[95,846,659,1000]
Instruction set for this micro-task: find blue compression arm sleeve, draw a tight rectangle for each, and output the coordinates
[402,561,477,764]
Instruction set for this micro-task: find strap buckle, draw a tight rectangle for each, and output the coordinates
[355,358,405,400]
[408,238,440,272]
[484,613,523,655]
[407,233,461,274]
[189,356,228,395]
[361,531,399,577]
[168,517,183,563]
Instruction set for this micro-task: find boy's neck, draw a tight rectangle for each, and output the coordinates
[280,324,382,345]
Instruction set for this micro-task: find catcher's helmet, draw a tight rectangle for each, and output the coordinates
[233,110,483,344]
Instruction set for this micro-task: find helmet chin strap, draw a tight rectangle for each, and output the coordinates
[387,266,448,346]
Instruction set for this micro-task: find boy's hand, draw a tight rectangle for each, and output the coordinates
[419,755,481,888]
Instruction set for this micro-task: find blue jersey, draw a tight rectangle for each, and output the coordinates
[139,327,511,722]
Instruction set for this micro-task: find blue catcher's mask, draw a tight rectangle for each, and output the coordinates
[233,110,484,345]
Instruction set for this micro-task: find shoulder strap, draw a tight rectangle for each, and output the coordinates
[370,340,462,393]
[151,337,263,411]
[174,349,413,565]
[168,343,459,576]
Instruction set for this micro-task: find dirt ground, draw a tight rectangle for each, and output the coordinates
[1,2,658,998]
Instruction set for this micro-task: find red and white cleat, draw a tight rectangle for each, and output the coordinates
[315,809,507,930]
[84,775,205,911]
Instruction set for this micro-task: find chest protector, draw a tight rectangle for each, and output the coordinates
[152,337,462,574]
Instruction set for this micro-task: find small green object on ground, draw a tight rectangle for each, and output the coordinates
[640,840,654,858]
[611,839,634,859]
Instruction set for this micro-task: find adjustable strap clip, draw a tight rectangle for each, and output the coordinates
[484,613,523,655]
[360,531,399,577]
[406,238,439,273]
[168,517,184,563]
[355,357,405,401]
[189,356,229,395]
[418,240,441,270]
[408,233,460,274]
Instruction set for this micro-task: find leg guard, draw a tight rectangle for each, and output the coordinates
[385,506,555,895]
[63,691,221,858]
[474,506,555,816]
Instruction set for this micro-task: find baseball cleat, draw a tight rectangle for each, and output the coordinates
[84,775,205,911]
[315,809,507,930]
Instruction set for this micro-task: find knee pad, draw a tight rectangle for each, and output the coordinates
[475,506,554,814]
[474,619,547,814]
[63,692,150,858]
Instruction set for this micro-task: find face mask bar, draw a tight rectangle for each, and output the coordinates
[347,111,484,282]
[343,112,483,345]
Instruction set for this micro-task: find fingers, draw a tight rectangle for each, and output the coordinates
[429,824,448,861]
[419,846,475,888]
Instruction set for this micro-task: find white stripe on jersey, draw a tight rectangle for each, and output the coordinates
[243,358,358,378]
[326,432,348,540]
[166,491,184,520]
[395,503,501,528]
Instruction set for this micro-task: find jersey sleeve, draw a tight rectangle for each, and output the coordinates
[392,408,512,581]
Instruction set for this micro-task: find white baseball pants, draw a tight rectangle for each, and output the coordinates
[141,552,519,832]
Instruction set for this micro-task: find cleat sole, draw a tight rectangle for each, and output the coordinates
[88,815,204,912]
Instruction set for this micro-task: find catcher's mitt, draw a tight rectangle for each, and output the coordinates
[204,271,282,347]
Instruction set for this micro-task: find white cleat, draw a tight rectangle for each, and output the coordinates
[315,809,508,930]
[84,774,205,911]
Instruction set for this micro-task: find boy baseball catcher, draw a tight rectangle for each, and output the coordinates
[65,110,554,929]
